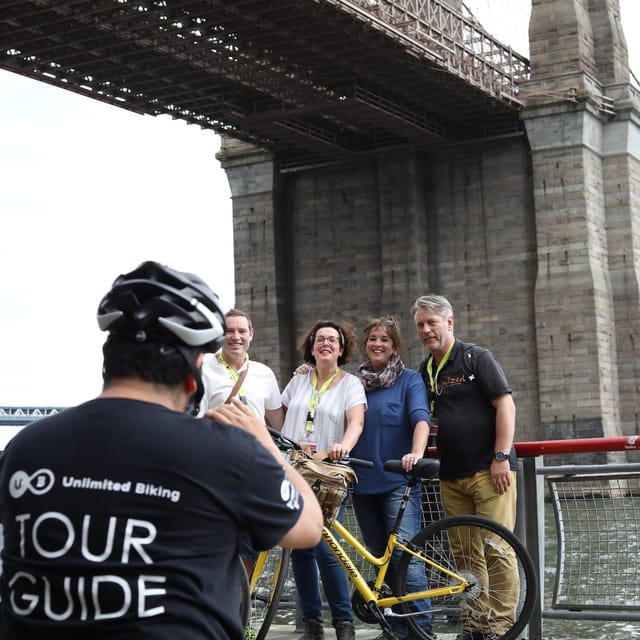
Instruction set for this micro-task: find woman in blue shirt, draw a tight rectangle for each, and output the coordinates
[350,316,435,640]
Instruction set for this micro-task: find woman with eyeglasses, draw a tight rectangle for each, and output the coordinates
[349,316,436,640]
[281,320,366,640]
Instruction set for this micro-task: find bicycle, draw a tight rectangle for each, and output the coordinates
[243,545,291,640]
[239,559,250,630]
[267,428,537,640]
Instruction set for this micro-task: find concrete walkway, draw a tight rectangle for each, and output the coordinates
[266,624,381,639]
[265,624,460,639]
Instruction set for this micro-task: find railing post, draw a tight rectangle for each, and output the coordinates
[519,456,545,640]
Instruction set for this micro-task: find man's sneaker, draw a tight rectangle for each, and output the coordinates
[454,631,498,640]
[301,619,325,640]
[334,621,356,640]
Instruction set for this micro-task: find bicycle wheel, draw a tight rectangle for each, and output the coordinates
[239,559,250,629]
[245,546,291,640]
[395,514,537,640]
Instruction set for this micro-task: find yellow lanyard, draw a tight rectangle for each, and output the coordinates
[305,368,340,434]
[218,352,249,399]
[426,339,455,414]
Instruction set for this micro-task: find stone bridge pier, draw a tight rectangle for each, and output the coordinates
[217,0,640,450]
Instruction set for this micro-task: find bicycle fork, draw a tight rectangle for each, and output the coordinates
[321,526,398,637]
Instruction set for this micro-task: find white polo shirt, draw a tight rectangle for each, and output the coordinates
[198,352,282,420]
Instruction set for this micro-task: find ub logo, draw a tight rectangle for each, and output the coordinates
[9,469,55,498]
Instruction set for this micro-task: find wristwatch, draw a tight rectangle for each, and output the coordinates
[493,451,508,462]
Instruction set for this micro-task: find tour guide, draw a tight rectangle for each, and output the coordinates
[0,261,322,639]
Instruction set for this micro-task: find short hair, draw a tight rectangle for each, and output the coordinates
[225,308,253,330]
[411,294,454,320]
[299,320,357,366]
[102,334,194,387]
[361,316,404,358]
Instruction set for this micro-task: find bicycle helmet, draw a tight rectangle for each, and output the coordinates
[97,261,225,348]
[97,261,227,414]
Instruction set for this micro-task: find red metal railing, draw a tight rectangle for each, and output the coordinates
[427,435,640,459]
[514,435,640,457]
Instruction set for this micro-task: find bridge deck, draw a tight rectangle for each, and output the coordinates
[1,0,529,170]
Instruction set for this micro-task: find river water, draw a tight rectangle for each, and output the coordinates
[540,499,639,640]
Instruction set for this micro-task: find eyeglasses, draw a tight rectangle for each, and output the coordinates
[314,336,340,345]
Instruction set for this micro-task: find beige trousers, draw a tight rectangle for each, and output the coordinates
[439,469,519,635]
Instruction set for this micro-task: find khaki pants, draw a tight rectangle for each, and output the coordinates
[439,469,518,635]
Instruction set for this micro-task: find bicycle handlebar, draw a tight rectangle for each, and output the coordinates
[383,458,440,480]
[267,427,373,468]
[267,426,297,451]
[341,456,374,469]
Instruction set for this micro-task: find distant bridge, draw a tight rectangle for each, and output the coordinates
[0,0,530,170]
[0,407,66,426]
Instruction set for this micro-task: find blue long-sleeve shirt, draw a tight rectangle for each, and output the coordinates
[351,369,430,494]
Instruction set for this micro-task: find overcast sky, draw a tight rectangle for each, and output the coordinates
[1,1,638,408]
[0,75,234,407]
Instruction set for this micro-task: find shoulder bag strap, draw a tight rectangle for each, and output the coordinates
[223,365,249,404]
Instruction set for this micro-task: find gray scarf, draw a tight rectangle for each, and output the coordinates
[357,352,405,392]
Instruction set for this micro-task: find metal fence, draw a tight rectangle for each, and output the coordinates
[520,454,640,640]
[546,471,640,612]
[271,438,640,639]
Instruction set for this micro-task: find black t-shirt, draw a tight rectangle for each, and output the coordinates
[0,398,302,639]
[420,340,516,480]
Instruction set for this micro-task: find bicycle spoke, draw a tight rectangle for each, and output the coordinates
[395,515,536,640]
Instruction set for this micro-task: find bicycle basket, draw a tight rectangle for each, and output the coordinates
[290,449,357,525]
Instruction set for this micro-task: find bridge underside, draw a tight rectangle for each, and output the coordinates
[1,0,527,170]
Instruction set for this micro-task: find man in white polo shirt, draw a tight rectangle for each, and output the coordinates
[199,308,284,428]
[198,309,286,583]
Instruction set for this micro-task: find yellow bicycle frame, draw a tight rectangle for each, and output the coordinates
[324,519,470,609]
[249,550,269,593]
